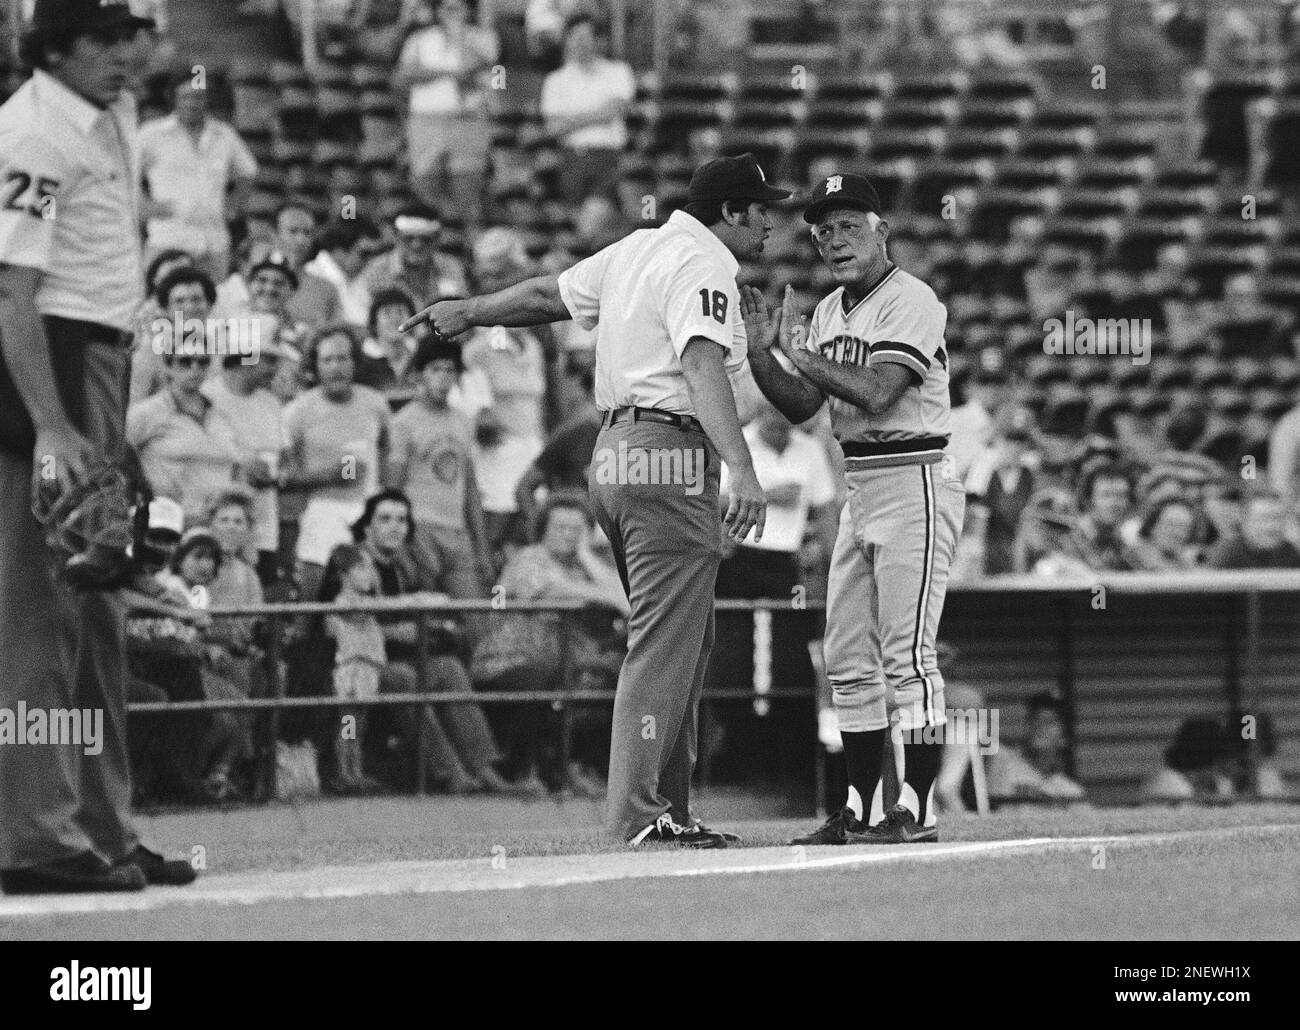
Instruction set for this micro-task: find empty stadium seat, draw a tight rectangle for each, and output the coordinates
[1073,157,1154,189]
[1137,186,1214,219]
[1017,127,1094,160]
[892,73,965,102]
[880,99,956,130]
[955,99,1033,131]
[995,158,1068,190]
[867,128,943,162]
[945,128,1017,161]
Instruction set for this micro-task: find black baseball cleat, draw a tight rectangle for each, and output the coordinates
[789,806,864,846]
[630,813,729,849]
[692,819,741,843]
[1,851,146,895]
[117,845,198,886]
[845,804,938,845]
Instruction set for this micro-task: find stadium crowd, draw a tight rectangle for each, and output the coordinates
[3,0,1299,804]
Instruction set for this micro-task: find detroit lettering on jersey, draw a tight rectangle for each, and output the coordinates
[821,334,870,367]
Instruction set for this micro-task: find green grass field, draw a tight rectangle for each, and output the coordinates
[2,795,1297,940]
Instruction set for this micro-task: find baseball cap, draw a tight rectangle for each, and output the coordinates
[247,251,299,291]
[803,173,883,225]
[688,153,792,204]
[29,0,155,32]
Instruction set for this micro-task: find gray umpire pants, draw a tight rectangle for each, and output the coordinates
[588,416,722,841]
[0,327,138,870]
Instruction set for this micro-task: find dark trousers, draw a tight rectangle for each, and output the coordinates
[0,324,138,869]
[587,419,721,840]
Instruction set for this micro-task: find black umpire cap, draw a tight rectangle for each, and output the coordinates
[803,173,883,225]
[688,153,792,204]
[28,0,156,32]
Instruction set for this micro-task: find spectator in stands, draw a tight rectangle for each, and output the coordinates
[1268,392,1300,514]
[305,217,387,328]
[130,265,216,405]
[540,14,635,203]
[1138,716,1237,804]
[322,543,385,793]
[1038,464,1140,575]
[525,0,581,65]
[1206,489,1300,568]
[361,203,469,309]
[474,491,627,795]
[126,350,242,526]
[1129,495,1205,571]
[948,359,1008,483]
[163,529,252,801]
[387,336,494,599]
[358,287,425,394]
[965,406,1041,575]
[513,363,600,527]
[138,71,258,283]
[201,351,284,586]
[132,248,196,382]
[1212,274,1291,358]
[1248,714,1295,800]
[395,0,501,225]
[1138,403,1223,498]
[282,325,392,603]
[215,247,312,357]
[352,0,425,62]
[202,489,267,693]
[987,693,1087,805]
[274,202,344,329]
[321,489,530,794]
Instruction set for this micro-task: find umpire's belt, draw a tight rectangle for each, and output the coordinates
[602,406,704,434]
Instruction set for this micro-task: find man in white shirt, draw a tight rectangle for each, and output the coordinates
[403,154,788,847]
[540,14,635,202]
[137,73,257,281]
[304,216,387,329]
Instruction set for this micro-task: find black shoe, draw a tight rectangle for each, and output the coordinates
[1,851,146,895]
[789,806,863,846]
[118,845,198,886]
[692,819,742,843]
[845,804,938,845]
[630,813,728,849]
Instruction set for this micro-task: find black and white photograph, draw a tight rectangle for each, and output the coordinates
[0,0,1295,978]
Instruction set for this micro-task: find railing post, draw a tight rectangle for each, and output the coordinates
[557,608,572,791]
[261,612,284,801]
[415,614,430,795]
[1058,594,1078,779]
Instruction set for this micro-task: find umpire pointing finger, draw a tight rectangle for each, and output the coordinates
[404,153,789,846]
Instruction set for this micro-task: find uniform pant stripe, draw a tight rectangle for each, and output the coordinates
[912,465,936,724]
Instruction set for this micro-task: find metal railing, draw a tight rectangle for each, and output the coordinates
[126,571,1300,800]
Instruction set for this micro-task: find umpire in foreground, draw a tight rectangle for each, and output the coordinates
[0,1,195,892]
[405,155,787,846]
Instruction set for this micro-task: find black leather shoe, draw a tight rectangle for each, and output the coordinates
[1,851,146,895]
[845,804,938,844]
[692,819,742,843]
[630,813,728,849]
[789,806,864,846]
[118,845,198,886]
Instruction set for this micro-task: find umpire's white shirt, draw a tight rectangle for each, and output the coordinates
[557,210,746,416]
[0,70,143,332]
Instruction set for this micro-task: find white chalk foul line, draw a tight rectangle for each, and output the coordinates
[0,823,1293,920]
